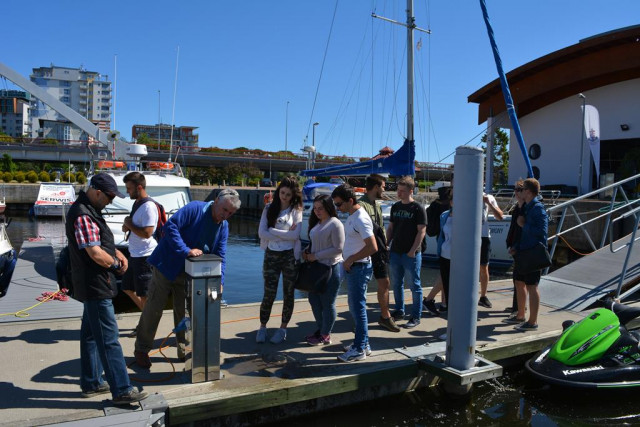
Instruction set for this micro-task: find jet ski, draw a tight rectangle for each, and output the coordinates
[526,299,640,389]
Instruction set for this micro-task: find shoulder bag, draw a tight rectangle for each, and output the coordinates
[513,242,552,274]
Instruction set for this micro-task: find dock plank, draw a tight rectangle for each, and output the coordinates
[0,279,587,426]
[0,240,83,323]
[540,233,640,310]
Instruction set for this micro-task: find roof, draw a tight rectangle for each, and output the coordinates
[468,25,640,124]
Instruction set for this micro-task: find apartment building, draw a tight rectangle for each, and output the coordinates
[0,90,30,139]
[132,124,199,151]
[30,65,111,143]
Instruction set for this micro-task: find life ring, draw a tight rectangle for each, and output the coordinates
[97,160,125,169]
[149,162,174,170]
[354,187,366,193]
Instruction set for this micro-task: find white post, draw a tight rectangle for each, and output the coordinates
[446,146,484,371]
[485,114,494,191]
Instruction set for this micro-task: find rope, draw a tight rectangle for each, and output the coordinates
[558,234,595,257]
[0,288,69,318]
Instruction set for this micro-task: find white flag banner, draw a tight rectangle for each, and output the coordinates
[583,104,600,181]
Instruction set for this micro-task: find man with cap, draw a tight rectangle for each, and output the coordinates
[134,189,241,368]
[64,173,147,405]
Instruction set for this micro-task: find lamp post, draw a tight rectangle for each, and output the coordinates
[285,101,290,153]
[578,93,586,195]
[312,122,319,169]
[157,90,161,150]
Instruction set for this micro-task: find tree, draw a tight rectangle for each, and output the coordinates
[1,154,16,173]
[136,133,155,146]
[481,128,509,187]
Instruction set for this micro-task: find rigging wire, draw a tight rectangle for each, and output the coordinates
[305,0,340,144]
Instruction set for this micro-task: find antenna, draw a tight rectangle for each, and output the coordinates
[169,46,180,163]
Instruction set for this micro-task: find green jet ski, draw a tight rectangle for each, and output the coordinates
[526,299,640,389]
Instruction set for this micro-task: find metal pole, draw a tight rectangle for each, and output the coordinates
[285,101,289,153]
[446,146,484,371]
[485,112,494,190]
[579,93,586,195]
[312,122,319,170]
[406,0,415,143]
[157,90,161,150]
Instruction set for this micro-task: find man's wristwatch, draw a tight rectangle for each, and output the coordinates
[109,257,121,271]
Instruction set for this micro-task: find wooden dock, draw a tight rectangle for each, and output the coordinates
[0,273,586,427]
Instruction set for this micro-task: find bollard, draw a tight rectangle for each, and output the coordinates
[445,146,484,392]
[185,254,223,383]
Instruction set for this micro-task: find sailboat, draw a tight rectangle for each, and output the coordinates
[298,1,514,267]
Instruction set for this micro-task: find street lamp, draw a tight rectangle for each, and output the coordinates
[312,122,319,169]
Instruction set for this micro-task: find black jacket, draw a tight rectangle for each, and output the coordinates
[64,190,117,301]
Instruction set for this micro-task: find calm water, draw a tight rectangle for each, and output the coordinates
[6,214,640,426]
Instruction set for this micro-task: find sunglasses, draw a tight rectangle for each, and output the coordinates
[334,201,344,208]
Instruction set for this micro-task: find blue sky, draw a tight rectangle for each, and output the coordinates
[2,1,638,165]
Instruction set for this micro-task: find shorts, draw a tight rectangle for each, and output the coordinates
[371,251,389,279]
[513,269,541,286]
[121,256,153,297]
[480,237,491,265]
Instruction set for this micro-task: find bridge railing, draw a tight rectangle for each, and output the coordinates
[545,173,640,295]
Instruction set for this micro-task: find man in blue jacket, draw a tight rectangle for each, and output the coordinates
[134,189,241,368]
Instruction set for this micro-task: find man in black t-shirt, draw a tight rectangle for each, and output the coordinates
[387,177,427,329]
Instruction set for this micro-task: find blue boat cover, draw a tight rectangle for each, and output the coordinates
[300,139,415,177]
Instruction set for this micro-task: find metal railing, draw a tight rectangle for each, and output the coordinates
[545,173,640,298]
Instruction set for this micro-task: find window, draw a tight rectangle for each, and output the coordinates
[532,166,540,180]
[61,96,70,103]
[528,144,541,160]
[64,89,70,95]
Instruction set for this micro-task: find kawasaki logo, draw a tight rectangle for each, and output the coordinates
[562,365,604,376]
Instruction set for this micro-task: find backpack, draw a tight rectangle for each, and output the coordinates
[56,245,74,297]
[426,198,451,237]
[371,221,389,261]
[130,197,168,242]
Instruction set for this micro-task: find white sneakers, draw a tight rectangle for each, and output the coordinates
[256,327,267,343]
[270,328,287,344]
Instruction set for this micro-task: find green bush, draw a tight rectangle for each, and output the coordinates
[39,171,50,182]
[248,177,260,187]
[26,170,38,183]
[2,171,12,182]
[14,171,25,183]
[76,172,87,184]
[62,172,76,183]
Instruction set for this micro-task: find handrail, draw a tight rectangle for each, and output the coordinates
[544,172,640,292]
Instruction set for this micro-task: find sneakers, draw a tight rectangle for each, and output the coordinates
[403,318,421,329]
[337,346,366,363]
[439,333,447,341]
[391,309,405,321]
[305,330,321,342]
[478,296,493,308]
[270,328,287,344]
[343,342,372,356]
[134,350,151,369]
[81,383,110,398]
[423,299,439,316]
[502,316,525,325]
[307,334,331,346]
[515,322,539,331]
[378,316,401,332]
[256,327,267,343]
[438,303,448,313]
[112,388,148,406]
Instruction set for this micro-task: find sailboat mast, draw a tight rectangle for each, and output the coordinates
[406,0,415,143]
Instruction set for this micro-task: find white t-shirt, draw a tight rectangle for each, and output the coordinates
[267,207,297,252]
[482,193,500,238]
[440,214,453,259]
[128,200,158,257]
[343,207,374,263]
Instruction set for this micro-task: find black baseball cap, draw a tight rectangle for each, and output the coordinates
[90,173,126,198]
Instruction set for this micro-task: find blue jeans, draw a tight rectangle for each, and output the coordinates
[308,263,342,335]
[80,299,132,398]
[390,251,423,320]
[346,262,373,352]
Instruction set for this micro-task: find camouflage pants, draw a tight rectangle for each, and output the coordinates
[260,248,296,325]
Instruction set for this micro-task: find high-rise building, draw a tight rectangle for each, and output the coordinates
[29,65,111,143]
[0,90,31,139]
[132,124,199,151]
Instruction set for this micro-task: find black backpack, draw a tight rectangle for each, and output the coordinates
[426,188,452,237]
[371,221,389,261]
[130,197,168,241]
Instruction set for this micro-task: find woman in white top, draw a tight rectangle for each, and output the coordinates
[256,176,303,344]
[302,195,344,346]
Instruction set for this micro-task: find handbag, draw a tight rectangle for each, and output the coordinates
[514,242,552,274]
[295,261,332,294]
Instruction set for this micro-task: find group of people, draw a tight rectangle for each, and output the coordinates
[66,170,549,402]
[256,174,548,362]
[65,172,240,404]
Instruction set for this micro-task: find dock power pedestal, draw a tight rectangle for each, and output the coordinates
[185,254,223,383]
